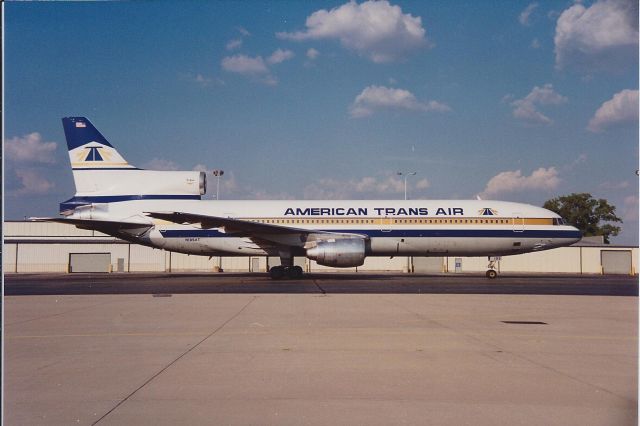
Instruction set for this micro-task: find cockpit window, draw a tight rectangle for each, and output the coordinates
[553,218,566,225]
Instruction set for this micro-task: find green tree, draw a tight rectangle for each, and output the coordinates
[543,193,622,243]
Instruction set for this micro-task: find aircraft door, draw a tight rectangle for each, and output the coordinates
[512,213,524,232]
[380,217,392,233]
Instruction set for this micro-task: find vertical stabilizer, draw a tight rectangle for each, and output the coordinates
[59,117,205,215]
[62,117,136,171]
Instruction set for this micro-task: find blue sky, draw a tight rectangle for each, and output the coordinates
[4,0,639,244]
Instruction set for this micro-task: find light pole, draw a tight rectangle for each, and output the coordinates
[212,169,224,200]
[397,171,416,200]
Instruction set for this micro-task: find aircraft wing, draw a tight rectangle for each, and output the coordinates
[144,211,367,246]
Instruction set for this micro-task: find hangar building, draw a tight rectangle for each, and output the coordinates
[3,221,637,275]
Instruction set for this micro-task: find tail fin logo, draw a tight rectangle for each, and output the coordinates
[71,142,131,168]
[84,146,104,161]
[74,143,113,163]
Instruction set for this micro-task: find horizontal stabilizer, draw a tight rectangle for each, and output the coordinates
[30,217,153,236]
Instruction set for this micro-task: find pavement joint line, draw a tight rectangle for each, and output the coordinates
[91,295,258,426]
[389,298,635,404]
[312,279,327,294]
[479,341,637,404]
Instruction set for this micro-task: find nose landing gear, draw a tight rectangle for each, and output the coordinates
[486,257,499,279]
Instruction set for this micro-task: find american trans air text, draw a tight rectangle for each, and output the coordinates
[283,207,464,216]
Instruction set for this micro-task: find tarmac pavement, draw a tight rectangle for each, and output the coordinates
[4,273,638,425]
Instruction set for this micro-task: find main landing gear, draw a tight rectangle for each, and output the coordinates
[269,251,304,279]
[486,257,498,279]
[269,265,303,279]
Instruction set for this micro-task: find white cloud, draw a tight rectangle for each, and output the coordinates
[306,48,320,60]
[501,94,515,104]
[192,164,209,172]
[554,0,638,71]
[262,75,278,86]
[519,3,539,26]
[237,26,251,37]
[5,132,58,197]
[142,158,180,171]
[193,74,212,86]
[180,73,224,87]
[277,0,428,63]
[587,89,639,132]
[221,54,269,75]
[226,39,243,51]
[622,195,639,222]
[564,153,588,171]
[219,171,239,194]
[303,174,429,199]
[200,171,293,200]
[479,167,560,199]
[5,132,57,164]
[415,178,430,190]
[349,85,451,118]
[530,38,541,49]
[598,180,630,190]
[510,83,567,125]
[10,169,55,195]
[221,54,280,85]
[267,48,294,65]
[248,189,295,200]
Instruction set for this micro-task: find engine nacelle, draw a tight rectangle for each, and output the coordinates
[306,239,366,267]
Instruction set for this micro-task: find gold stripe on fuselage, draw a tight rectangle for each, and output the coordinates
[228,217,555,226]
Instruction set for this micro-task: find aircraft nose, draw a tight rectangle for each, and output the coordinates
[568,226,582,243]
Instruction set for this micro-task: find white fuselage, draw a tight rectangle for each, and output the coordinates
[78,199,581,259]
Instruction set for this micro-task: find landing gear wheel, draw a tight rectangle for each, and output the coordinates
[287,265,303,279]
[269,266,285,279]
[486,269,498,279]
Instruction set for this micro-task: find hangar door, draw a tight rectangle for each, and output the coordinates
[601,250,632,275]
[69,253,111,273]
[413,257,444,273]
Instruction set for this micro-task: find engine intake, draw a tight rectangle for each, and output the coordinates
[306,239,366,268]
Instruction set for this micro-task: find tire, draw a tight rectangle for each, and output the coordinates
[288,265,303,278]
[269,266,285,279]
[486,269,498,279]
